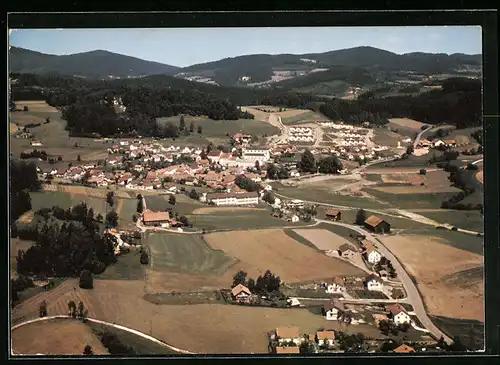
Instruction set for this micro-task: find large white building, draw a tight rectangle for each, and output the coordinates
[206,192,259,206]
[242,148,271,162]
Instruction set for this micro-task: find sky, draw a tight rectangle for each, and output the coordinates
[9,26,482,68]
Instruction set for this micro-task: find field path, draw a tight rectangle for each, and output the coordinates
[11,316,194,355]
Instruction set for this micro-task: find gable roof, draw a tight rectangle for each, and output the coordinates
[366,273,383,283]
[142,210,171,223]
[323,299,346,312]
[231,284,251,297]
[325,209,341,216]
[394,344,415,353]
[316,331,335,341]
[338,243,356,253]
[275,346,300,354]
[332,277,345,286]
[276,327,300,339]
[385,304,408,316]
[364,215,388,228]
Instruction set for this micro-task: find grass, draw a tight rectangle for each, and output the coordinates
[29,191,72,211]
[187,209,304,231]
[429,315,484,351]
[96,248,145,280]
[404,228,483,256]
[145,194,202,216]
[280,111,321,125]
[363,188,457,210]
[87,321,179,355]
[274,185,390,209]
[145,231,235,274]
[157,116,280,138]
[354,290,388,300]
[415,210,484,232]
[117,198,139,227]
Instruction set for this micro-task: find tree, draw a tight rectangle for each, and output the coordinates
[189,189,199,200]
[79,269,94,289]
[298,149,316,173]
[78,301,85,319]
[106,211,119,227]
[466,163,479,170]
[95,213,103,223]
[262,191,276,205]
[77,154,81,162]
[179,115,185,131]
[68,300,77,317]
[57,156,63,162]
[232,270,247,288]
[132,214,138,223]
[39,300,47,317]
[140,251,149,265]
[406,145,414,155]
[83,345,93,355]
[189,121,195,133]
[197,125,203,134]
[247,278,256,293]
[106,191,114,207]
[254,160,260,171]
[266,163,278,180]
[137,199,144,213]
[419,168,427,175]
[355,209,366,225]
[169,195,176,205]
[398,322,410,332]
[318,156,343,174]
[23,105,29,111]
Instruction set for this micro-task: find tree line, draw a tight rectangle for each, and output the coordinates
[232,269,281,294]
[10,160,41,224]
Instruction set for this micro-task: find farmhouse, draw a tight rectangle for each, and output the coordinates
[338,244,358,260]
[231,284,252,302]
[326,277,346,294]
[275,346,300,354]
[394,344,416,353]
[323,300,347,320]
[364,215,391,234]
[142,210,171,227]
[316,331,335,346]
[276,327,301,346]
[362,240,382,264]
[365,274,384,291]
[386,304,411,325]
[325,209,342,221]
[206,192,259,206]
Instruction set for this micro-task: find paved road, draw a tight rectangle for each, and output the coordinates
[11,315,195,355]
[316,219,453,345]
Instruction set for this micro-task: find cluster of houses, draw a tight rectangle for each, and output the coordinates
[270,325,417,354]
[418,138,458,149]
[287,127,315,143]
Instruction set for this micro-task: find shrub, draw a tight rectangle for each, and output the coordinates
[419,169,427,175]
[451,226,458,231]
[140,251,149,265]
[79,269,94,289]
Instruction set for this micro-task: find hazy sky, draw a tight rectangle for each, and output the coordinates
[9,26,482,68]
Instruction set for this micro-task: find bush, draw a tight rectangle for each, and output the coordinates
[419,169,427,175]
[79,269,94,289]
[140,251,149,265]
[451,226,458,231]
[466,163,479,171]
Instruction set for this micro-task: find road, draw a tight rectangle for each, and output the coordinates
[316,219,452,345]
[11,315,195,355]
[414,125,434,150]
[294,297,407,304]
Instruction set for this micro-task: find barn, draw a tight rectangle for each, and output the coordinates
[364,215,391,234]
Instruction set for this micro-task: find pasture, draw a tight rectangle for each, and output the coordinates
[292,229,351,251]
[10,279,382,354]
[412,210,484,233]
[380,234,484,322]
[96,248,145,281]
[187,209,295,231]
[145,194,203,216]
[373,129,408,147]
[204,229,364,284]
[429,316,484,351]
[11,319,109,355]
[191,207,267,215]
[29,191,72,211]
[362,188,457,210]
[388,118,427,132]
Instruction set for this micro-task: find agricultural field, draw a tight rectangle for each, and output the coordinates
[145,194,203,216]
[387,118,427,133]
[187,209,297,231]
[96,248,146,281]
[429,316,484,351]
[116,198,138,228]
[411,210,484,233]
[11,278,384,354]
[373,128,409,147]
[292,229,351,251]
[11,319,109,355]
[204,229,364,284]
[191,207,268,215]
[362,188,457,210]
[29,191,72,211]
[380,235,484,322]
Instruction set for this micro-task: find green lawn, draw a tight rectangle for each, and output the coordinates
[29,191,72,211]
[96,248,145,280]
[144,231,235,274]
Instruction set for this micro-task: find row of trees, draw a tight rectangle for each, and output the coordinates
[298,149,344,174]
[232,270,281,294]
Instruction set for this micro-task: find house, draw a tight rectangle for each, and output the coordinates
[379,269,389,279]
[386,304,411,325]
[206,192,259,206]
[275,346,300,354]
[232,133,252,144]
[431,139,446,148]
[242,148,271,162]
[316,331,335,346]
[362,240,382,264]
[443,139,457,147]
[30,140,43,147]
[287,297,301,307]
[142,210,171,227]
[338,243,358,260]
[365,274,384,291]
[325,209,342,221]
[326,277,346,294]
[287,215,300,223]
[394,344,416,353]
[207,150,223,163]
[276,327,301,346]
[119,140,129,146]
[364,215,391,234]
[323,300,347,320]
[232,284,252,302]
[372,313,389,327]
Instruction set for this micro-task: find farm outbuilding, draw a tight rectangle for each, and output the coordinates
[142,210,171,227]
[325,209,342,221]
[364,215,391,234]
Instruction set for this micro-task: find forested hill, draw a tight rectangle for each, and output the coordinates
[9,46,180,78]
